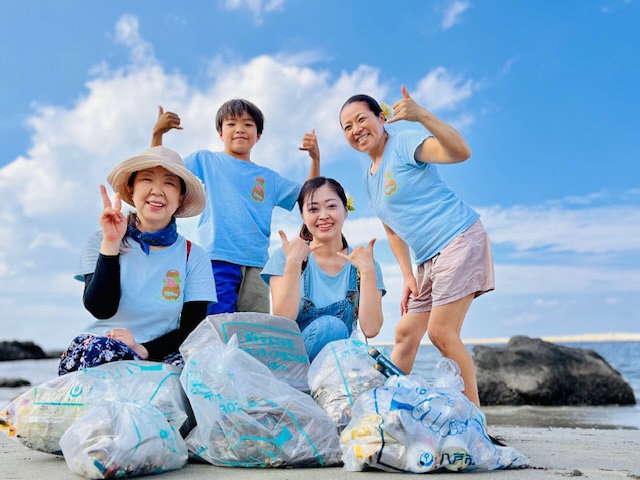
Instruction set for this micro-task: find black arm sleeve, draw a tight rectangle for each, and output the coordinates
[142,301,209,361]
[83,254,121,319]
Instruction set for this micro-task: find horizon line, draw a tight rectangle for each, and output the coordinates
[370,331,640,347]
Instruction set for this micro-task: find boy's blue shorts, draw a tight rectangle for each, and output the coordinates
[208,260,269,315]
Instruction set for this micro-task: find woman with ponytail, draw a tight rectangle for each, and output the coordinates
[58,146,216,375]
[261,176,385,361]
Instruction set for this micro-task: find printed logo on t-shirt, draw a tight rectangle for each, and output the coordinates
[251,176,266,203]
[384,170,398,197]
[161,270,182,301]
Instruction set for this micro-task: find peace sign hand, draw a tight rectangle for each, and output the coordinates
[387,85,427,124]
[99,184,126,251]
[337,238,376,274]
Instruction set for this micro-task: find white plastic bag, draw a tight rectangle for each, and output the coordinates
[0,360,191,454]
[199,313,310,391]
[307,336,386,432]
[179,323,342,467]
[341,359,529,472]
[60,402,188,478]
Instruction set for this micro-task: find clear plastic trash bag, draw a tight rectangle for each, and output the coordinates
[179,322,342,467]
[201,312,310,391]
[307,335,386,432]
[60,401,188,478]
[0,361,191,454]
[341,358,530,472]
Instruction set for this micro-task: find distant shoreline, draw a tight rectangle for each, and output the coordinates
[3,332,640,352]
[371,332,640,347]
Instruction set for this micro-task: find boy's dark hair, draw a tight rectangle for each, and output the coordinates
[215,98,265,135]
[297,176,348,250]
[339,94,383,126]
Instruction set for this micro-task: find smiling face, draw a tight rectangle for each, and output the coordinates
[339,101,386,154]
[219,112,261,160]
[301,183,348,245]
[131,166,183,232]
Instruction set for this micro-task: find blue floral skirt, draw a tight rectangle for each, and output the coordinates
[58,333,184,376]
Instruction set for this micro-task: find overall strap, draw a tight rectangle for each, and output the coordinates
[301,258,312,297]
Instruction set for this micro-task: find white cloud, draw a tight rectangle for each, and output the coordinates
[441,1,470,30]
[495,264,640,295]
[479,196,640,254]
[223,0,286,24]
[114,14,155,66]
[412,67,474,112]
[4,13,636,349]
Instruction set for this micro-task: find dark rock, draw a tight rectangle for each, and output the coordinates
[474,336,636,406]
[0,377,31,388]
[0,340,47,361]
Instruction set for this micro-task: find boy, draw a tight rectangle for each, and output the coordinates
[152,100,320,315]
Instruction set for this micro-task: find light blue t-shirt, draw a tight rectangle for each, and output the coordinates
[76,231,217,343]
[185,150,301,267]
[260,246,386,314]
[364,130,479,264]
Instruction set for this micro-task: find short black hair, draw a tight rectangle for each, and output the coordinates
[215,98,265,135]
[339,94,383,127]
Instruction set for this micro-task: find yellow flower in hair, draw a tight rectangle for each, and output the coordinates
[380,102,392,120]
[346,194,355,211]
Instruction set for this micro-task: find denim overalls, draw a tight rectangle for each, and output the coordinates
[297,261,359,361]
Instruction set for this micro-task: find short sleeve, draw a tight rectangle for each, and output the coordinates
[260,248,287,285]
[373,259,386,296]
[183,242,217,303]
[274,173,301,211]
[75,231,103,281]
[184,151,205,181]
[393,130,430,167]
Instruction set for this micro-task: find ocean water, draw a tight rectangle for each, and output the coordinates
[407,341,640,430]
[1,342,638,428]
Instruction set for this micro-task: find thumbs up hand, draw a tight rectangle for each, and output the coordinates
[387,85,426,124]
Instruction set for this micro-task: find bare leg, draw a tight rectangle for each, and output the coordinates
[390,311,430,374]
[427,293,479,406]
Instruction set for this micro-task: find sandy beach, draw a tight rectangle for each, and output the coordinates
[2,412,639,479]
[2,352,638,479]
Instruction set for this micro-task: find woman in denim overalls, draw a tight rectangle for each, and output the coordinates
[261,177,385,361]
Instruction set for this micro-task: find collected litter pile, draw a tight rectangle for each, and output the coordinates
[0,314,529,477]
[179,319,342,467]
[340,359,530,472]
[0,360,191,477]
[60,401,188,478]
[308,335,386,432]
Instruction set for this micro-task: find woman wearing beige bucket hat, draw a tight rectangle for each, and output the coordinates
[58,146,217,375]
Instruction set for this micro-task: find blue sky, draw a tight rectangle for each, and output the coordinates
[1,1,639,350]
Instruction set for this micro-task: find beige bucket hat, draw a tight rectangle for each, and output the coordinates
[107,146,206,218]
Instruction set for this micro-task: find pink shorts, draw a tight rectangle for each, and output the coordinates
[406,219,495,313]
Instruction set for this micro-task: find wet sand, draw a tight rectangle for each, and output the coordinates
[2,418,638,479]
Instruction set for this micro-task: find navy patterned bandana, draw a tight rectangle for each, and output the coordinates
[126,216,178,255]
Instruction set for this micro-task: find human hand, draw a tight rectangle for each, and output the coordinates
[153,105,183,137]
[400,273,418,315]
[99,184,126,245]
[387,85,427,124]
[107,328,149,359]
[279,230,321,266]
[106,328,136,347]
[298,129,320,161]
[337,238,376,274]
